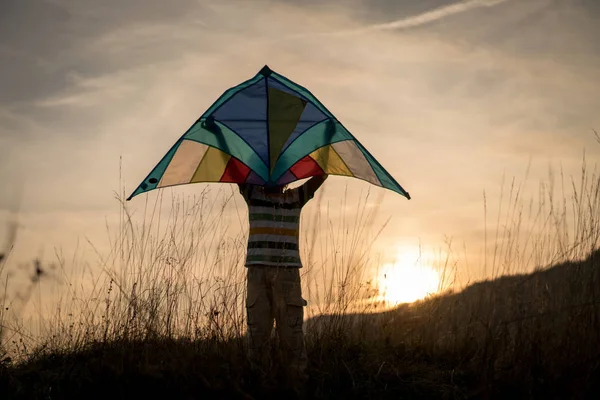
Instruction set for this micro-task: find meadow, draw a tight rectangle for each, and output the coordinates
[1,154,599,399]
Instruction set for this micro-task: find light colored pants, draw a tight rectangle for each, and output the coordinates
[246,266,308,374]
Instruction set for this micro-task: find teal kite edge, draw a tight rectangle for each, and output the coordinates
[270,119,352,182]
[126,139,183,201]
[184,119,269,181]
[355,141,411,200]
[127,72,265,201]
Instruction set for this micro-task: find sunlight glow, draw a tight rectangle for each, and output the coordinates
[376,247,440,304]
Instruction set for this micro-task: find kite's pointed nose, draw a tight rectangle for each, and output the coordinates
[259,65,272,77]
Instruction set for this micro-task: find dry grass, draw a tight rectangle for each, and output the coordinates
[1,154,600,399]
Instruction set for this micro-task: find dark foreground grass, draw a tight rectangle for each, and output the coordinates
[0,336,467,400]
[2,248,599,399]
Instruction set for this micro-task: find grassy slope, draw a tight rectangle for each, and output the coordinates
[1,249,599,399]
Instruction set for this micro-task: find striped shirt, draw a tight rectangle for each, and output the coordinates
[239,184,314,268]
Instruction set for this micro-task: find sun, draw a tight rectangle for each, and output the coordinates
[376,247,440,305]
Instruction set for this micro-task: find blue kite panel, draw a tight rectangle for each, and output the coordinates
[213,78,269,165]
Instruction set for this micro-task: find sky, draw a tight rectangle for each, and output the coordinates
[2,0,600,310]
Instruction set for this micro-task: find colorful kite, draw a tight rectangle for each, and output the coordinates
[127,65,410,201]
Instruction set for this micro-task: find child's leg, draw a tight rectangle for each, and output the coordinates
[246,267,275,366]
[246,266,275,369]
[273,268,308,376]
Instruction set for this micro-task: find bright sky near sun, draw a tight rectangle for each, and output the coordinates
[2,0,600,309]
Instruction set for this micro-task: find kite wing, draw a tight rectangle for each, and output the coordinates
[127,65,410,201]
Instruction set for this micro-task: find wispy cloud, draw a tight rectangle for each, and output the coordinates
[285,0,510,39]
[361,0,509,31]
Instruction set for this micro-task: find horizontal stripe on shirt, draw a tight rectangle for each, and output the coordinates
[248,220,300,230]
[249,234,298,245]
[249,213,300,223]
[246,261,301,268]
[247,248,301,258]
[246,255,302,264]
[248,198,303,210]
[248,206,302,217]
[248,190,301,203]
[249,227,298,236]
[248,241,299,250]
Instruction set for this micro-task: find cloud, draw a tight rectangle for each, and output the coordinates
[361,0,508,32]
[369,0,509,30]
[284,0,510,38]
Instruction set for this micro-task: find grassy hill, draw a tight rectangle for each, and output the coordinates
[1,249,599,399]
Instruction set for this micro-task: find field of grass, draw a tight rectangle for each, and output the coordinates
[1,156,599,399]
